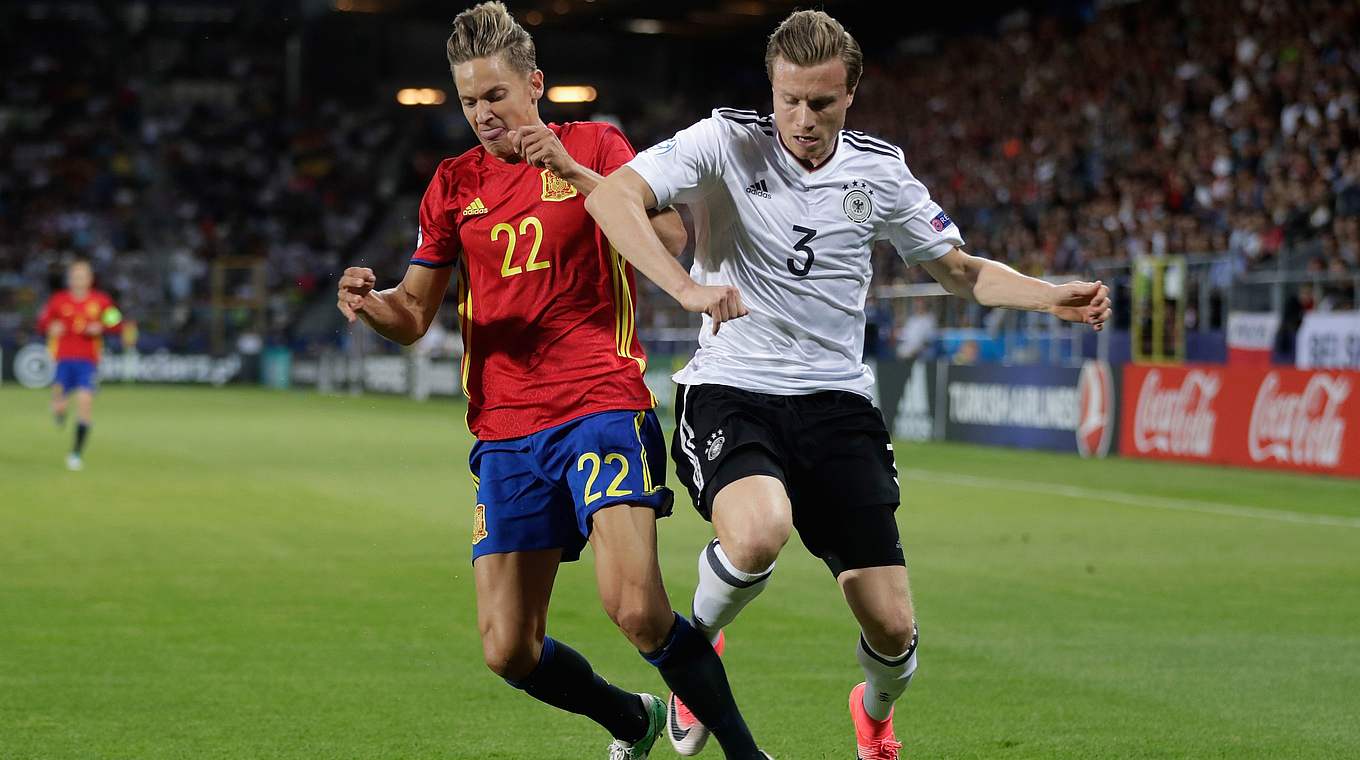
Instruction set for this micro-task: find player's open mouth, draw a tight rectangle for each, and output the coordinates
[481,127,507,141]
[793,135,818,147]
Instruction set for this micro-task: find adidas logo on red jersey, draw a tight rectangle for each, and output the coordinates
[462,197,488,216]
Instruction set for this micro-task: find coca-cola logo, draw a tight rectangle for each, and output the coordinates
[1076,361,1113,459]
[1133,369,1221,457]
[1248,373,1350,467]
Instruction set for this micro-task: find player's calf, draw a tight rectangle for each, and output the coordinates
[839,563,917,760]
[690,468,789,640]
[641,613,765,759]
[589,505,678,652]
[855,624,918,720]
[691,538,774,642]
[504,636,653,747]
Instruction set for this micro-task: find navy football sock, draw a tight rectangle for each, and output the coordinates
[507,637,648,743]
[74,422,90,455]
[643,613,762,758]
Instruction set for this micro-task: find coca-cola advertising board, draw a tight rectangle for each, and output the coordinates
[1120,364,1360,477]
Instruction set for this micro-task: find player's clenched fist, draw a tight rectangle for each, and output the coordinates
[679,283,749,334]
[337,266,377,323]
[1050,280,1112,332]
[510,124,578,180]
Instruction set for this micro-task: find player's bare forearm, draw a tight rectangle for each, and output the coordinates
[339,264,452,345]
[355,288,424,345]
[558,163,605,196]
[647,207,687,257]
[922,247,1111,330]
[921,248,1051,310]
[587,168,698,300]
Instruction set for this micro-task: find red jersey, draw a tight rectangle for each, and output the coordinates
[37,289,122,362]
[412,122,654,441]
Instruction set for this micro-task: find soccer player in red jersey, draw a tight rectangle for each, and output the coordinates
[36,260,128,470]
[335,4,768,758]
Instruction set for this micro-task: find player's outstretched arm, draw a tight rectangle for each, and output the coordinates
[922,248,1112,331]
[588,167,747,333]
[337,264,452,345]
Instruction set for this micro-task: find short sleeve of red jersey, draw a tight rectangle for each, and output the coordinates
[411,163,461,269]
[592,123,638,176]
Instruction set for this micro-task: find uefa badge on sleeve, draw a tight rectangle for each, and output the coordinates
[842,179,873,223]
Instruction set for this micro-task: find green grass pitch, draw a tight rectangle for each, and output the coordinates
[2,386,1359,759]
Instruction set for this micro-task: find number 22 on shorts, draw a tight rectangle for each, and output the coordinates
[575,452,633,505]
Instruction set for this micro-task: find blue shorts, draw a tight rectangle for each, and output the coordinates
[54,359,98,393]
[470,409,673,563]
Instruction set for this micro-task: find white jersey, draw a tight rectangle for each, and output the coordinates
[627,108,965,397]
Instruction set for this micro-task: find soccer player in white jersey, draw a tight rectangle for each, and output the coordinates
[587,10,1111,760]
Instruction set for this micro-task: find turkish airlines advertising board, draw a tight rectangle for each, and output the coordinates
[1121,364,1360,477]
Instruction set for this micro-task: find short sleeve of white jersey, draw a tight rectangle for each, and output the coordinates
[878,163,965,264]
[624,112,729,209]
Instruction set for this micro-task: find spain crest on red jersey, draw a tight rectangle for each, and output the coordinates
[540,169,578,202]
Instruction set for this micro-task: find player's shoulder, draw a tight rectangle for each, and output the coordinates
[709,107,774,137]
[839,128,907,169]
[425,148,485,195]
[556,120,625,141]
[438,147,483,177]
[556,121,632,156]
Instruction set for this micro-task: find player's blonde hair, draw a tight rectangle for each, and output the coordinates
[764,10,863,91]
[446,1,537,76]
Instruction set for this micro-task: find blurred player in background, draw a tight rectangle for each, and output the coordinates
[36,260,128,471]
[335,4,769,759]
[589,10,1110,759]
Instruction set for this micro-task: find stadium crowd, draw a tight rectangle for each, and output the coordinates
[855,0,1360,293]
[2,0,1357,354]
[0,5,403,350]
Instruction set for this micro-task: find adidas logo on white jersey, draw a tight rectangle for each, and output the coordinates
[744,178,771,198]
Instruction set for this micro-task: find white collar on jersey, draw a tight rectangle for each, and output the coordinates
[769,123,846,176]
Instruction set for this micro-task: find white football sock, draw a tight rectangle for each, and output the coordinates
[856,626,918,722]
[690,539,774,644]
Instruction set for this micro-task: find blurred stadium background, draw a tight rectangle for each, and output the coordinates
[3,1,1359,758]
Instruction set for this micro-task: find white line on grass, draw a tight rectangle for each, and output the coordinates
[900,468,1360,530]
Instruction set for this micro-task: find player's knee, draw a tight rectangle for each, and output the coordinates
[865,611,916,655]
[605,599,671,651]
[480,631,540,681]
[719,527,787,572]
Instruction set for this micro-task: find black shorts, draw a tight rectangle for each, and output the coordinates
[671,383,904,576]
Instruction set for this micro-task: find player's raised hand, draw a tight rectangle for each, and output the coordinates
[1050,280,1112,331]
[679,283,749,334]
[512,124,578,179]
[337,266,377,323]
[47,321,66,339]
